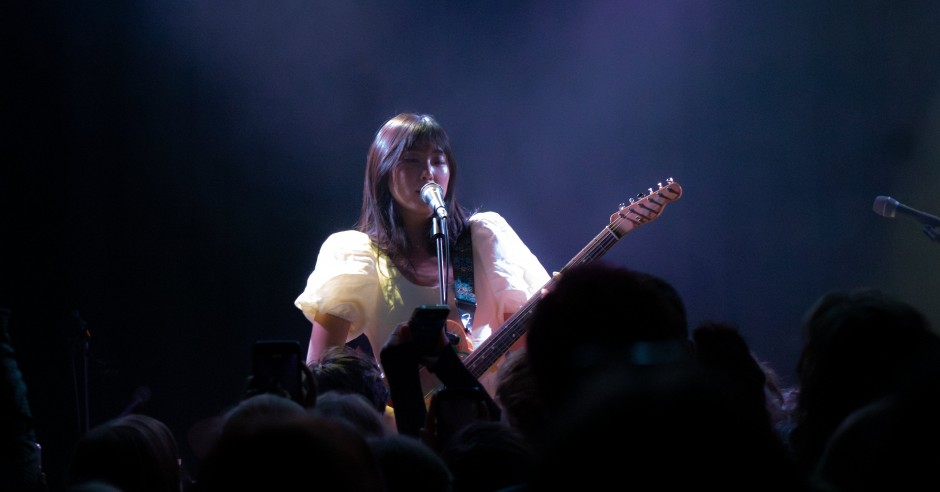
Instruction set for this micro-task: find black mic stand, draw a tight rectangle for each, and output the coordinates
[431,215,459,346]
[431,215,450,304]
[70,310,90,436]
[923,224,940,244]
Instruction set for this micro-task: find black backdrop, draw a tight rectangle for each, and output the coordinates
[5,1,940,489]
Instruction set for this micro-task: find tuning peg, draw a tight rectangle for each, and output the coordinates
[648,187,654,195]
[619,202,627,210]
[666,177,674,184]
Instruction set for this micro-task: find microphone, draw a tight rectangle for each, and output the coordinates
[873,196,940,227]
[420,181,448,220]
[118,386,152,417]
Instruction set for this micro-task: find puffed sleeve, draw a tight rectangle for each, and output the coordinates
[471,212,550,319]
[293,231,380,335]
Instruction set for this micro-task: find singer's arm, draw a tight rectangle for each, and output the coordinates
[306,312,350,366]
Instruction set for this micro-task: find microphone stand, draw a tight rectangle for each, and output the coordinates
[431,215,449,304]
[923,224,940,244]
[430,214,461,347]
[69,310,91,436]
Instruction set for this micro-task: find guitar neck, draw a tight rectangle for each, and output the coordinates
[460,179,682,380]
[461,223,625,379]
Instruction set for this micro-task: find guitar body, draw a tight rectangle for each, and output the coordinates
[419,178,684,399]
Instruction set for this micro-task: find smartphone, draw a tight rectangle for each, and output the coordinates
[409,304,451,355]
[251,340,303,403]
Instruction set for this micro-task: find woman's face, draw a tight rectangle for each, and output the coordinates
[389,143,451,221]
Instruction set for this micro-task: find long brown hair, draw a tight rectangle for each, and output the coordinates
[357,113,471,269]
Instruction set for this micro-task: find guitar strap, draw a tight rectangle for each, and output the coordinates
[451,227,476,337]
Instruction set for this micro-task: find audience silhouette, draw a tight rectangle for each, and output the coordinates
[525,261,691,422]
[492,348,546,443]
[309,345,395,431]
[524,262,803,491]
[379,318,500,444]
[309,345,390,414]
[692,322,781,430]
[217,392,307,439]
[790,290,939,469]
[368,434,453,492]
[1,307,46,492]
[64,413,184,492]
[439,420,535,492]
[194,412,385,492]
[790,288,940,487]
[313,390,392,439]
[811,372,940,491]
[18,262,940,492]
[528,363,803,491]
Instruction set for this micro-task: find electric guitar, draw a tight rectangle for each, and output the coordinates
[421,178,684,398]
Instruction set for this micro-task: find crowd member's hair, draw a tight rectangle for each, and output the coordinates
[195,414,385,492]
[441,420,535,492]
[526,261,689,412]
[792,288,940,475]
[692,322,770,419]
[313,391,389,439]
[66,414,182,492]
[528,364,802,491]
[309,345,389,413]
[220,393,307,438]
[494,348,545,441]
[369,434,453,492]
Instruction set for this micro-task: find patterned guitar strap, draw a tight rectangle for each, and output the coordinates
[451,227,477,357]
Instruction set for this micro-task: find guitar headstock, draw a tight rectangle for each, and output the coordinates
[609,177,683,237]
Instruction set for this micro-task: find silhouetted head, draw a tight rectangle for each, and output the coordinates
[526,261,690,412]
[66,414,181,492]
[313,391,389,439]
[370,434,453,492]
[196,414,385,492]
[792,288,940,473]
[309,345,389,413]
[528,364,800,491]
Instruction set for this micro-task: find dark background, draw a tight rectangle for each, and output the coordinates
[4,1,940,489]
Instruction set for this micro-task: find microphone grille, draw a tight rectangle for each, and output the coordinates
[873,196,899,218]
[420,181,442,203]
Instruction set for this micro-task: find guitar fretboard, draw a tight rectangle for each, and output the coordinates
[463,178,683,379]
